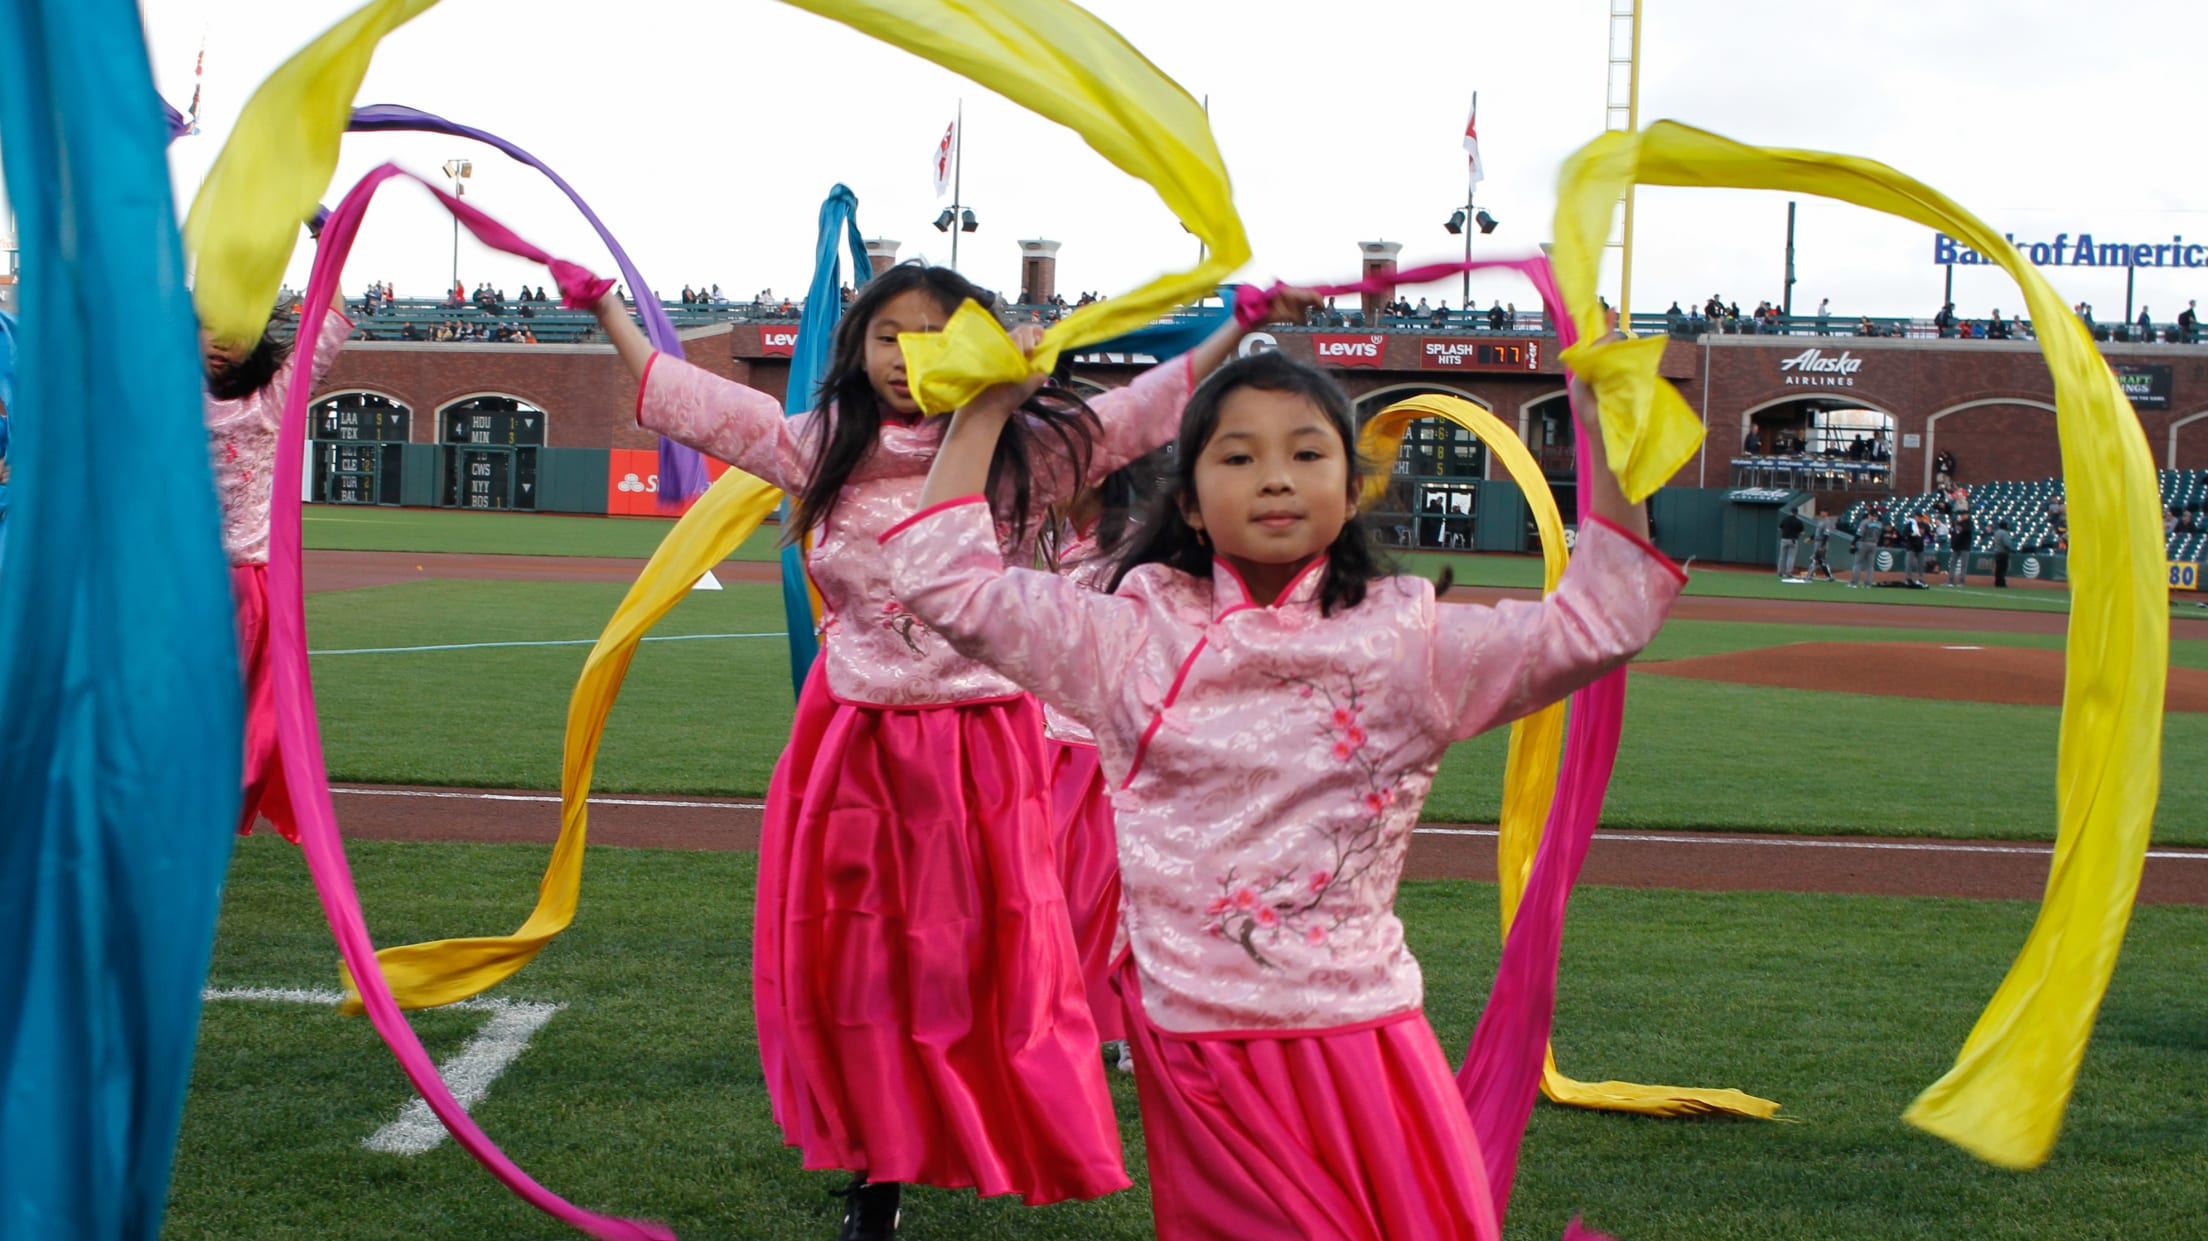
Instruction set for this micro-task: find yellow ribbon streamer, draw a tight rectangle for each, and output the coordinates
[1553,121,2167,1165]
[1364,394,1777,1121]
[341,470,784,1011]
[777,0,1250,414]
[343,0,1243,1009]
[182,0,441,348]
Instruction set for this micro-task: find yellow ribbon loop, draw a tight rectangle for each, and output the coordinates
[341,470,786,1012]
[1554,120,2166,1166]
[1366,394,1778,1121]
[777,0,1249,414]
[183,0,442,348]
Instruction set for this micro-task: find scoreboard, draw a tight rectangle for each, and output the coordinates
[440,398,546,510]
[1419,337,1542,372]
[311,395,409,505]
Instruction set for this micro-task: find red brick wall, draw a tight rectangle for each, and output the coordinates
[325,325,2208,490]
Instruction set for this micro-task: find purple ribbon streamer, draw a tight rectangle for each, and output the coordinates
[346,103,708,503]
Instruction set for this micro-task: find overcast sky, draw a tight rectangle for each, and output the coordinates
[15,1,2208,322]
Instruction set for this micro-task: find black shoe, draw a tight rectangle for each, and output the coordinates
[835,1177,901,1241]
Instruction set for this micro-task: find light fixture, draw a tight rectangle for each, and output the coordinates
[1474,209,1499,235]
[1444,210,1466,236]
[933,208,957,232]
[960,208,979,233]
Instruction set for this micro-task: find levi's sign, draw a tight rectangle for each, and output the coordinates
[1311,333,1386,367]
[1779,348,1863,387]
[760,327,799,356]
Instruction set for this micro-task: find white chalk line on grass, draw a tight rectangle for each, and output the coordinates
[310,631,786,656]
[1409,826,2208,862]
[330,786,766,811]
[201,987,564,1156]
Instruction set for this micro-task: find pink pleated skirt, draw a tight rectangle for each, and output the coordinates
[1045,738,1123,1043]
[752,665,1128,1205]
[1117,960,1501,1241]
[230,563,298,842]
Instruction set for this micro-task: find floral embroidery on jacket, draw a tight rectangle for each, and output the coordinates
[1202,671,1399,968]
[878,597,928,655]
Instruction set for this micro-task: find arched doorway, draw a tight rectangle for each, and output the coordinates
[438,394,547,510]
[1521,390,1577,526]
[1354,385,1490,550]
[1735,395,1895,493]
[309,390,412,506]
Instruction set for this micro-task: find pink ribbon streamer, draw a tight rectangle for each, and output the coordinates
[269,162,672,1241]
[1234,259,1531,327]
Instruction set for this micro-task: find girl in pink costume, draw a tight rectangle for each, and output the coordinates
[203,285,353,842]
[587,266,1310,1240]
[1040,453,1164,1062]
[885,351,1681,1240]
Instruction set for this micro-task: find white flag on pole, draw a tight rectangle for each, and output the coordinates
[1463,95,1485,186]
[932,119,957,198]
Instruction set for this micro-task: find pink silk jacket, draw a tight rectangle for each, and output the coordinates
[884,497,1687,1035]
[205,311,355,565]
[635,351,1193,707]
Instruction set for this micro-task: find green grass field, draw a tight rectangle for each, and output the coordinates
[167,838,2208,1240]
[304,506,785,561]
[305,579,2208,843]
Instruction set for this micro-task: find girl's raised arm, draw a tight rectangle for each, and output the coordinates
[1427,369,1679,739]
[889,382,1147,728]
[590,292,803,489]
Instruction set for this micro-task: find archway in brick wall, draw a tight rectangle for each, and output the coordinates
[2169,408,2208,471]
[1923,399,2059,492]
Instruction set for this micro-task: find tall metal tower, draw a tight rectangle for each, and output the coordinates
[1605,0,1643,318]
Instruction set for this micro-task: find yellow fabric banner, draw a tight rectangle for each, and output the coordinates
[1363,393,1778,1120]
[342,470,784,1011]
[183,0,441,347]
[777,0,1249,414]
[1552,121,2168,1166]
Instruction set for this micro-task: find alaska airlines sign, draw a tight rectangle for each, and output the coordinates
[1778,348,1863,387]
[1934,232,2208,269]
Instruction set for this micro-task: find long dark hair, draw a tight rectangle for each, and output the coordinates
[1043,444,1172,572]
[204,328,292,401]
[1109,351,1391,615]
[788,262,1098,545]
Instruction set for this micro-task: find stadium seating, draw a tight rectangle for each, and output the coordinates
[1835,470,2208,561]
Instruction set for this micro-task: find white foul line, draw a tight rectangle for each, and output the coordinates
[1410,826,2208,862]
[330,786,766,812]
[310,631,786,656]
[201,987,566,1156]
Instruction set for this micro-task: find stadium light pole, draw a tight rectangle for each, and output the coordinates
[442,158,472,297]
[931,100,978,270]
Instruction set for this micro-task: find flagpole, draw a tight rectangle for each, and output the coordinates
[950,98,963,270]
[1462,91,1476,311]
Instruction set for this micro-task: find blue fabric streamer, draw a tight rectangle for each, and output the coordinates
[0,309,16,536]
[777,185,872,694]
[0,3,245,1237]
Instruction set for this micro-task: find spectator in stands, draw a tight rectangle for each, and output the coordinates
[1850,506,1885,587]
[1743,426,1762,455]
[534,286,547,302]
[1705,293,1725,322]
[2181,300,2198,344]
[1665,301,1688,335]
[2167,508,2180,539]
[1777,507,1807,580]
[1948,511,1975,587]
[1432,300,1450,327]
[1987,310,2011,340]
[1856,314,1877,337]
[2176,508,2200,535]
[1487,302,1507,332]
[1934,302,1957,338]
[2139,307,2154,342]
[1933,449,1956,488]
[2011,313,2030,339]
[400,321,421,341]
[1991,519,2016,587]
